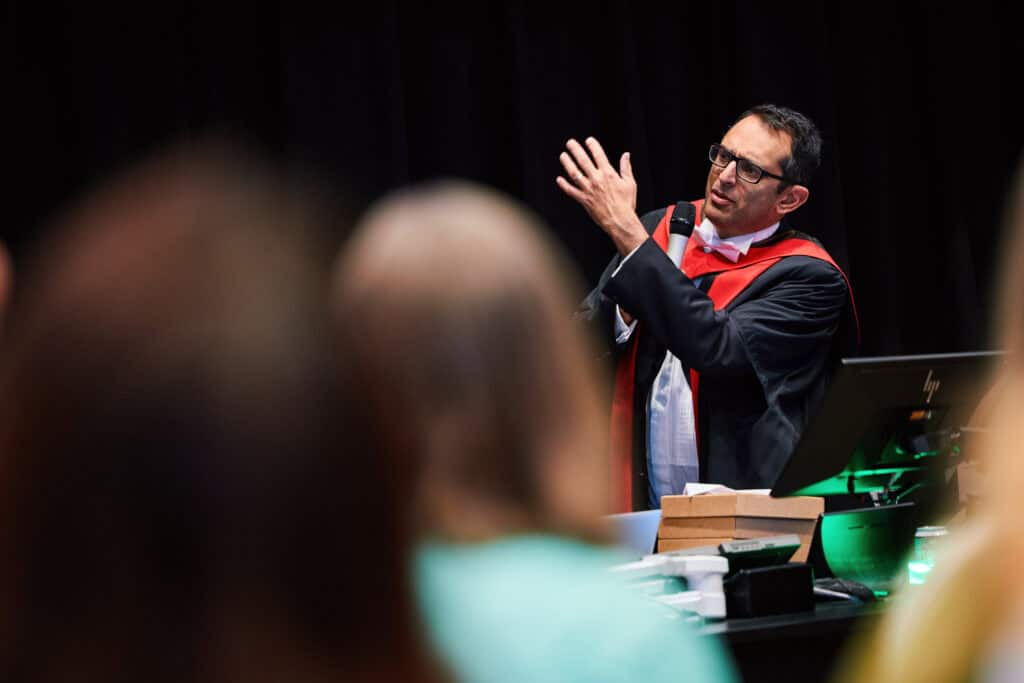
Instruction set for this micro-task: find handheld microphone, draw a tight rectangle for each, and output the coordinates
[666,203,697,266]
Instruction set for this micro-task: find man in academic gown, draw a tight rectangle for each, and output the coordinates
[559,104,857,511]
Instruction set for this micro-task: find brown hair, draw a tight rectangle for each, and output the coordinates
[0,147,438,683]
[333,181,610,543]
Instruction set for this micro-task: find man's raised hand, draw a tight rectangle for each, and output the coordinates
[556,137,647,256]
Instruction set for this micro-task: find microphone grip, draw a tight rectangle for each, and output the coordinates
[667,234,688,266]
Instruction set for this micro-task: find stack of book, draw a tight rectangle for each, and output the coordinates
[657,492,823,562]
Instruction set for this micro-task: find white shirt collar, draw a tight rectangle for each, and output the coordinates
[693,217,781,262]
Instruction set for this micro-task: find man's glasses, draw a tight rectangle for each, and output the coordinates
[708,144,795,185]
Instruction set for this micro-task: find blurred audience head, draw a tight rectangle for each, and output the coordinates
[0,145,436,683]
[333,181,609,543]
[837,159,1024,683]
[961,160,1024,526]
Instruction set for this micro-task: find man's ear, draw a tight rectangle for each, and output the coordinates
[776,185,809,215]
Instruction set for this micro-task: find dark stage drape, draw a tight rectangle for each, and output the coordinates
[8,2,1022,355]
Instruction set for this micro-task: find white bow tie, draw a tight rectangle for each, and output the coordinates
[691,231,743,263]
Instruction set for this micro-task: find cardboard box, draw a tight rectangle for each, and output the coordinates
[660,492,823,520]
[656,492,823,563]
[658,515,815,540]
[657,537,736,552]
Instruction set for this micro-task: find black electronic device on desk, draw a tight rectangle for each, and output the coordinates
[770,351,1001,595]
[655,534,801,573]
[719,536,801,572]
[658,534,814,618]
[771,351,999,502]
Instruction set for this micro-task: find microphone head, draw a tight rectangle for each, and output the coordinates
[669,203,697,237]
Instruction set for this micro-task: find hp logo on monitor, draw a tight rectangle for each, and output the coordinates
[922,370,941,403]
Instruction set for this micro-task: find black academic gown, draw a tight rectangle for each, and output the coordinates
[578,206,855,510]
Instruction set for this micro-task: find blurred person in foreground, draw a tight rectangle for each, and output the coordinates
[0,147,440,683]
[835,163,1024,683]
[332,181,736,683]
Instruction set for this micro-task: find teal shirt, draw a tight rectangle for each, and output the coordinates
[415,535,736,683]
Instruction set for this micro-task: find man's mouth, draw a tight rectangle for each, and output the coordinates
[710,189,733,204]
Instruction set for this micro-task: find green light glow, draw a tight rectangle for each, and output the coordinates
[907,561,933,585]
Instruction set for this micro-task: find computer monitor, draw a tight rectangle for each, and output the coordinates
[771,351,1001,498]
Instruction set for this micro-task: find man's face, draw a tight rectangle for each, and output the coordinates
[703,115,794,238]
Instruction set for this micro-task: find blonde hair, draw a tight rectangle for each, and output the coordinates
[836,162,1024,683]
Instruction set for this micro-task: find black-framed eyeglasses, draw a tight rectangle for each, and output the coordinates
[708,144,796,185]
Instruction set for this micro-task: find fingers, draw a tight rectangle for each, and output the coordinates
[558,151,586,185]
[558,138,633,200]
[585,137,612,170]
[619,152,633,181]
[566,138,598,175]
[555,175,587,202]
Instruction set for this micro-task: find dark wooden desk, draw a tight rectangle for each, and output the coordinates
[699,602,884,683]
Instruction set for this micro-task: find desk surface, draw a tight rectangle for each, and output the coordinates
[698,601,884,683]
[700,600,883,641]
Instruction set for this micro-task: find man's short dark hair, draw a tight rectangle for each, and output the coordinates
[735,104,822,189]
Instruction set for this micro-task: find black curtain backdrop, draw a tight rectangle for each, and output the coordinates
[8,2,1022,355]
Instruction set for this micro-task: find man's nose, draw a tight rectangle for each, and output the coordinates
[718,160,738,185]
